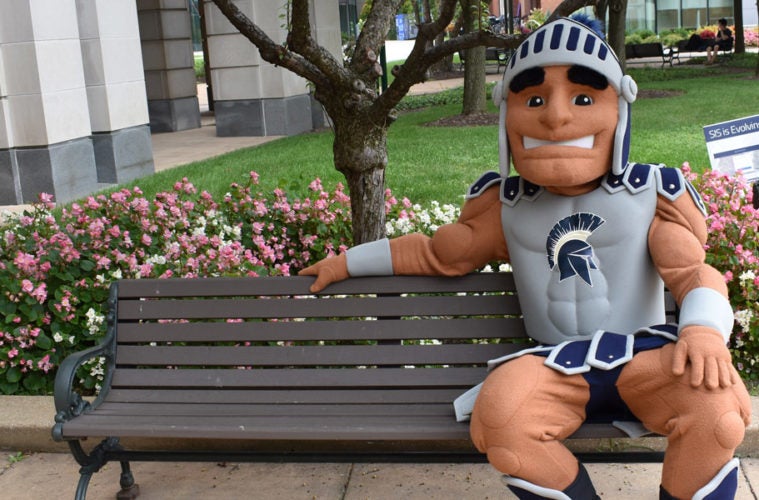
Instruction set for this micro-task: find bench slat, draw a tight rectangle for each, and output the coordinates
[104,388,467,405]
[114,343,519,367]
[91,402,457,417]
[117,294,521,320]
[115,274,517,298]
[110,367,487,389]
[59,414,471,441]
[116,317,528,343]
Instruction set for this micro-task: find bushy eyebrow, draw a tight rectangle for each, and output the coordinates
[509,65,609,93]
[509,67,544,93]
[567,65,609,90]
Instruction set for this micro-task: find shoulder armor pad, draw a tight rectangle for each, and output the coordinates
[500,176,543,207]
[466,171,502,199]
[655,167,707,215]
[602,162,656,194]
[624,162,654,193]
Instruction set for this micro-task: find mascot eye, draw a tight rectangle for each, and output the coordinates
[527,96,544,107]
[572,94,593,106]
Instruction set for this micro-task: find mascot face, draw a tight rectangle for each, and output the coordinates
[506,65,619,196]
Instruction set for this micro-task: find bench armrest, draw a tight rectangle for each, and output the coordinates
[52,284,119,440]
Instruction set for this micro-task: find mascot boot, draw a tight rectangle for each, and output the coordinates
[504,463,599,500]
[659,458,739,500]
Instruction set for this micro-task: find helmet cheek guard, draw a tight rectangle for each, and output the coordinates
[494,17,638,178]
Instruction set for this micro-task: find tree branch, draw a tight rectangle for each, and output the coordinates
[209,0,330,88]
[548,0,600,21]
[289,0,348,85]
[352,0,404,79]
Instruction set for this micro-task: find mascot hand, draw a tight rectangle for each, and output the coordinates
[298,254,349,293]
[673,325,738,389]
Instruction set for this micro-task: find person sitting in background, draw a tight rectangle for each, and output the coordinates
[706,18,733,64]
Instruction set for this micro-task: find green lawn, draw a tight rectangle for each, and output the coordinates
[114,54,759,207]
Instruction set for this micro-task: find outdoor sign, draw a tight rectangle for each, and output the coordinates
[703,114,759,182]
[395,14,409,41]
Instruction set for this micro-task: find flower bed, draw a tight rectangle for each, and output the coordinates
[684,163,759,379]
[1,167,757,394]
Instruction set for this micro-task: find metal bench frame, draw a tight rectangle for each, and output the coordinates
[52,273,672,499]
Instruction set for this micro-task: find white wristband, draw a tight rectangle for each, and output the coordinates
[678,287,734,343]
[346,238,393,276]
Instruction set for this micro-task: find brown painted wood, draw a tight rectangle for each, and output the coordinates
[56,273,668,461]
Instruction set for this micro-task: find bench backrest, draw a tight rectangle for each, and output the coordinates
[625,42,664,59]
[107,273,531,408]
[105,273,676,408]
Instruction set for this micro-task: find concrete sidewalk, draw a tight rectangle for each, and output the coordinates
[1,396,759,499]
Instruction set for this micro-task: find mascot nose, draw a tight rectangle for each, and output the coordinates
[539,98,573,129]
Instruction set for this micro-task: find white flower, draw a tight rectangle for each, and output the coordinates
[110,269,123,280]
[739,270,756,285]
[735,309,753,333]
[53,332,64,343]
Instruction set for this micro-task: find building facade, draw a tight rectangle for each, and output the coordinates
[0,0,340,206]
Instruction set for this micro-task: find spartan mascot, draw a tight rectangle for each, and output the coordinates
[301,16,750,499]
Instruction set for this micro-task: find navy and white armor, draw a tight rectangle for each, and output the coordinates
[466,163,701,374]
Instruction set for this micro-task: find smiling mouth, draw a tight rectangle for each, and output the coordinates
[523,135,594,149]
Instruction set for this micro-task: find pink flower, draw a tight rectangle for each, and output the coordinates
[21,279,34,293]
[31,284,47,303]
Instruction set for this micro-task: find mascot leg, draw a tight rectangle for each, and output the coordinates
[617,344,751,499]
[470,355,593,495]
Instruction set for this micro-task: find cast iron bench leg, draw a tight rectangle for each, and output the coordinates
[75,471,93,500]
[116,461,140,499]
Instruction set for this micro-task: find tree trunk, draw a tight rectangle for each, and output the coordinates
[607,0,627,69]
[462,46,487,113]
[461,0,487,115]
[331,118,389,244]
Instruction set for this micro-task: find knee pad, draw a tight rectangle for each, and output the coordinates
[486,446,522,476]
[714,411,746,451]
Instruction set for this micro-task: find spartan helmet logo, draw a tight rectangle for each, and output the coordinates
[546,212,605,286]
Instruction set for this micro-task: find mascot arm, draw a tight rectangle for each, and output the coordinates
[300,186,508,292]
[649,194,737,389]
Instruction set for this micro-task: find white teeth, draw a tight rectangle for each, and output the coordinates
[523,135,594,150]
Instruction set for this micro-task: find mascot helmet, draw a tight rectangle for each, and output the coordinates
[493,16,638,177]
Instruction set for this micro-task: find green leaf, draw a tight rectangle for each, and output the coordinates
[22,372,45,393]
[80,260,96,272]
[0,381,19,395]
[36,333,52,350]
[6,366,21,384]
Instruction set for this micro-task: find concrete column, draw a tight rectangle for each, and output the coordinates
[203,1,339,137]
[0,0,98,205]
[77,0,154,184]
[137,0,200,132]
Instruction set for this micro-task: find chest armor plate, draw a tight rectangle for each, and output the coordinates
[499,165,669,344]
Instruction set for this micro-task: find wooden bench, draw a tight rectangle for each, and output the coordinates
[459,47,508,73]
[625,42,674,68]
[52,273,672,499]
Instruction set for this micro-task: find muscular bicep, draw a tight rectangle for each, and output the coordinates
[390,187,509,276]
[649,194,727,303]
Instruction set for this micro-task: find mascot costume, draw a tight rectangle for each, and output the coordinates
[301,16,751,499]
